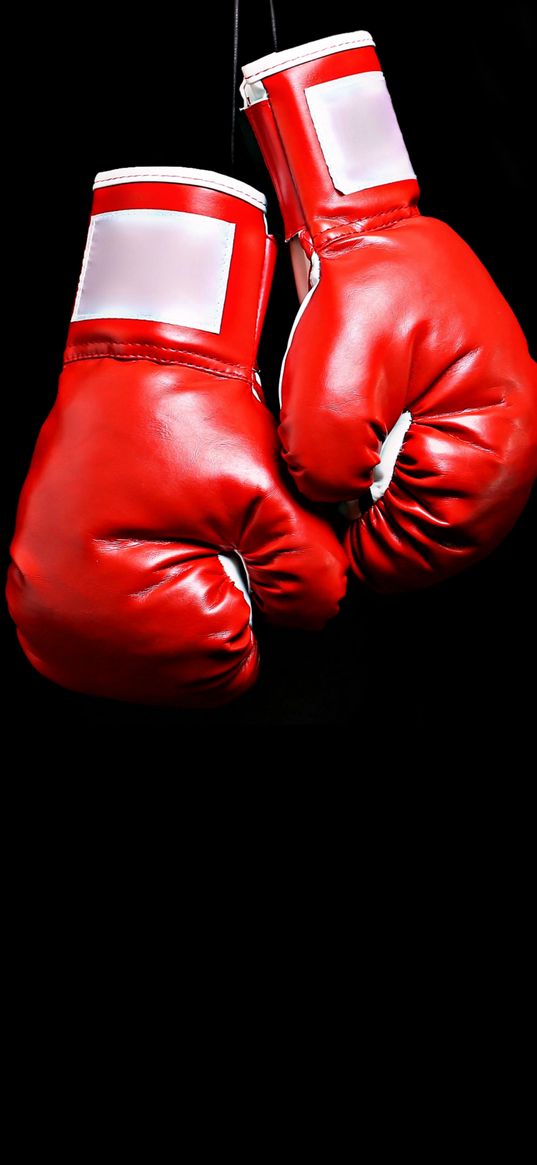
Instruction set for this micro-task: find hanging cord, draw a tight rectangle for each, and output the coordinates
[231,0,278,169]
[268,0,278,51]
[231,0,240,169]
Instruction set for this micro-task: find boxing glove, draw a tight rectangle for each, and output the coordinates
[241,32,537,590]
[7,167,346,705]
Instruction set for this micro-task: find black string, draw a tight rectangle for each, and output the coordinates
[269,0,278,50]
[231,0,279,169]
[231,0,240,169]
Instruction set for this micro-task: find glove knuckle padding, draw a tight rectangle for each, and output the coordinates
[345,219,536,588]
[8,359,345,704]
[8,365,256,706]
[285,217,537,586]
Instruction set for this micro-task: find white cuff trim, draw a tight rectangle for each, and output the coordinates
[241,30,375,83]
[94,167,267,211]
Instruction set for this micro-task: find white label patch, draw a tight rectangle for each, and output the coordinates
[305,71,416,195]
[72,208,235,333]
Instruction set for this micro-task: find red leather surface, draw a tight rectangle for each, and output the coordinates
[245,102,305,240]
[281,217,537,588]
[7,180,347,705]
[245,41,537,589]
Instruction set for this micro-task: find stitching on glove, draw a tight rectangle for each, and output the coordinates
[314,206,420,252]
[363,216,415,234]
[64,342,252,382]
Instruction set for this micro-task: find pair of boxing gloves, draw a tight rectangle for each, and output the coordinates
[8,32,536,706]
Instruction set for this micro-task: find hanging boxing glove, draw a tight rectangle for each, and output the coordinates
[7,167,347,705]
[241,32,537,590]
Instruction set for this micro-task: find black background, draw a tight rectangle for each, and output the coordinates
[4,2,535,727]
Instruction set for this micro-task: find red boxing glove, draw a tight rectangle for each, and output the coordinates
[242,32,537,590]
[7,168,346,705]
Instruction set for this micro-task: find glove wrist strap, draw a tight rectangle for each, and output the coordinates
[68,167,276,371]
[242,32,420,242]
